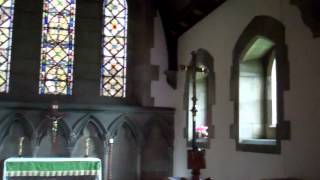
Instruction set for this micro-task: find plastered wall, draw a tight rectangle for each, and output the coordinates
[173,0,320,179]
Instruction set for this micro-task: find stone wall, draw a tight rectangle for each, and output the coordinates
[0,103,174,180]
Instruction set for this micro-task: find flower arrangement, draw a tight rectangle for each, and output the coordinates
[195,125,209,138]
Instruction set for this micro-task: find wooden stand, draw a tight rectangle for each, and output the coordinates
[187,149,206,180]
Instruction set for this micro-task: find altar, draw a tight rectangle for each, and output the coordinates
[3,158,102,180]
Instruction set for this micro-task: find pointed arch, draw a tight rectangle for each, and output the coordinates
[72,114,107,141]
[230,15,290,154]
[35,117,71,146]
[140,115,174,179]
[183,48,215,148]
[108,115,141,180]
[106,115,143,144]
[143,115,173,148]
[0,112,34,144]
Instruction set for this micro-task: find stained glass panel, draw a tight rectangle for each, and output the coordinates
[101,0,127,97]
[0,0,15,93]
[39,0,76,95]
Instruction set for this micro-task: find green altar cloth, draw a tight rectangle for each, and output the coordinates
[3,158,101,180]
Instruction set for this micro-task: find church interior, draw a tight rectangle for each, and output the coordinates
[0,0,319,179]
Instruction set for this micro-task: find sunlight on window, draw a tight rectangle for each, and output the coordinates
[39,0,76,95]
[101,0,128,97]
[0,0,15,93]
[271,59,277,127]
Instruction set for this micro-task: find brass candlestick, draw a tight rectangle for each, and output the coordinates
[18,136,25,157]
[107,138,114,180]
[85,137,90,157]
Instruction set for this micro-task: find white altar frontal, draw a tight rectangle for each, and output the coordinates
[3,158,102,180]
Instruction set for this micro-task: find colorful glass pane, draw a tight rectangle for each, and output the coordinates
[39,0,76,95]
[101,0,127,97]
[0,0,15,93]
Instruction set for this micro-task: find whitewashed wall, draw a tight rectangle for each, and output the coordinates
[151,14,176,108]
[172,0,320,179]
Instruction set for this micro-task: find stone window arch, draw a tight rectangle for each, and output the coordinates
[230,15,290,153]
[183,48,215,148]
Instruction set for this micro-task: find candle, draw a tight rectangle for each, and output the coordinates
[85,138,90,157]
[18,137,25,157]
[52,101,59,110]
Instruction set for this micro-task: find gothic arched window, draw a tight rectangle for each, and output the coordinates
[39,0,76,95]
[230,16,290,153]
[101,0,128,97]
[0,0,15,93]
[184,49,215,148]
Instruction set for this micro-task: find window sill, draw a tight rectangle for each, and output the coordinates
[240,138,276,145]
[237,138,280,154]
[268,124,277,128]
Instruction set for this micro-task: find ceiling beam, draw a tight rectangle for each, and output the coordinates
[156,0,226,88]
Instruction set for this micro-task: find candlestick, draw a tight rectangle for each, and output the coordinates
[107,138,114,180]
[18,136,25,157]
[191,52,198,150]
[85,137,90,157]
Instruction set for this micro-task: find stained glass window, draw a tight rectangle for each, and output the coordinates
[0,0,15,93]
[39,0,76,95]
[101,0,128,97]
